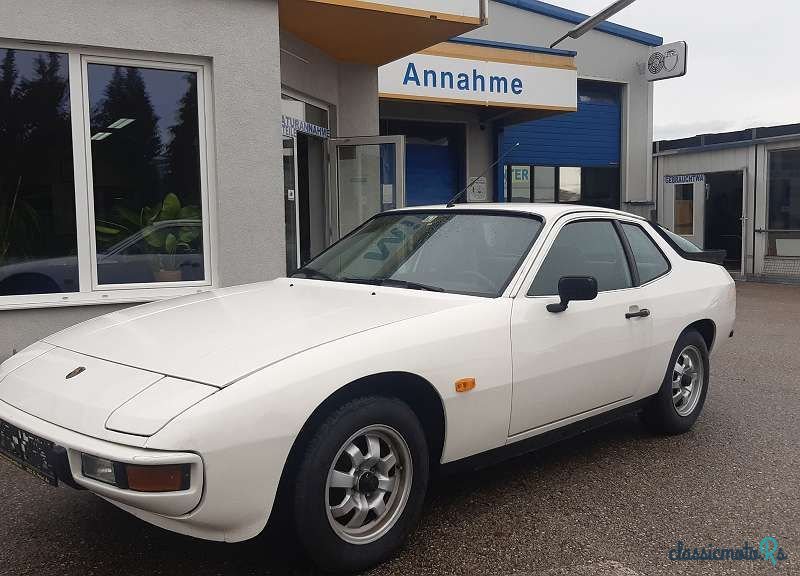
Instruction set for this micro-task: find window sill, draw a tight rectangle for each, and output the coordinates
[0,286,214,311]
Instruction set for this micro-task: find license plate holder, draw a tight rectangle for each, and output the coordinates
[0,419,58,487]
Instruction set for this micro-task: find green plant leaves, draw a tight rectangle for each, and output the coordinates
[160,193,181,220]
[178,204,201,220]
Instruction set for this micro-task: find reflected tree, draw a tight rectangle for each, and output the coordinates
[0,50,73,265]
[90,66,163,241]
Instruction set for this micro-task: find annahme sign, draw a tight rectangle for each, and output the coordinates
[379,53,576,110]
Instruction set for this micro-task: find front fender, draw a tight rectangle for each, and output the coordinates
[147,297,513,541]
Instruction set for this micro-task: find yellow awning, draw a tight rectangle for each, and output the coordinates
[279,0,486,66]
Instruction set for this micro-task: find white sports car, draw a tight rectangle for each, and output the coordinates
[0,204,735,572]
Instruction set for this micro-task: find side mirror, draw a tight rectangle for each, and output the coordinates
[546,276,598,313]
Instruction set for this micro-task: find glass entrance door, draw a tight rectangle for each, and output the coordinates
[329,136,405,239]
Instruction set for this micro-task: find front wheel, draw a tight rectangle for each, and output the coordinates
[642,329,710,435]
[293,396,429,573]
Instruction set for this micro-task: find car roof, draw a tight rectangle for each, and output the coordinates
[389,203,648,222]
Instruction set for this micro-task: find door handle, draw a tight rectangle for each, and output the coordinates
[626,308,650,319]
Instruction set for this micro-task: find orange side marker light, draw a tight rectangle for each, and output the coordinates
[455,378,476,393]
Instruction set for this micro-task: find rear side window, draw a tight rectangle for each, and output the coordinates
[529,220,632,296]
[621,223,670,284]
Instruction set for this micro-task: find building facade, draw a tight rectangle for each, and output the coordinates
[0,0,660,360]
[654,124,800,281]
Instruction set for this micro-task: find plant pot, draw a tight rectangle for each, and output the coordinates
[155,269,182,283]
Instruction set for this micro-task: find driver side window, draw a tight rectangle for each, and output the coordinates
[528,220,632,296]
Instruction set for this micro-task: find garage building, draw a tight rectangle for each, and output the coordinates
[0,0,661,360]
[654,123,800,281]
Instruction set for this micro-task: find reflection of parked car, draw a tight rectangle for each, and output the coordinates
[96,219,204,285]
[0,205,735,573]
[0,220,203,295]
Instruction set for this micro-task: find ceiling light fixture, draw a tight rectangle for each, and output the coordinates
[107,118,135,129]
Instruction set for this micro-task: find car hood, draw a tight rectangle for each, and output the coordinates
[43,278,478,387]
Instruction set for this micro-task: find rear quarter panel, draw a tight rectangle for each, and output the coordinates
[637,237,736,398]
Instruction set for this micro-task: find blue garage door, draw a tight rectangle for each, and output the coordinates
[381,120,465,207]
[500,80,621,167]
[405,142,459,206]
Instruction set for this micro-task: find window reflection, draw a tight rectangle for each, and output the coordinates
[88,64,204,285]
[558,167,581,202]
[0,48,77,296]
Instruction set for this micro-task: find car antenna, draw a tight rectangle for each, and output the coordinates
[446,142,520,207]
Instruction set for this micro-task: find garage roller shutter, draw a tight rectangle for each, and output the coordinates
[499,80,621,168]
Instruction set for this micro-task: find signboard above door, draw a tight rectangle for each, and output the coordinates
[646,41,688,82]
[664,173,704,184]
[379,41,577,111]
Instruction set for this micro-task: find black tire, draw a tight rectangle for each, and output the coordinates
[642,329,710,435]
[293,396,429,573]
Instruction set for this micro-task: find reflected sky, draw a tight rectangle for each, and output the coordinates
[88,64,194,146]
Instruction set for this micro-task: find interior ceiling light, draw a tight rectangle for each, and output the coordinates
[107,118,135,129]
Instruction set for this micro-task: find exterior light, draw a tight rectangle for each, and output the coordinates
[90,132,112,141]
[550,0,638,48]
[80,453,190,492]
[126,464,189,492]
[81,453,121,485]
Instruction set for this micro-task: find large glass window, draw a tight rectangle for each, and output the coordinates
[558,167,581,202]
[505,164,618,208]
[529,220,632,296]
[769,149,800,230]
[0,45,212,307]
[621,222,670,284]
[674,183,694,235]
[767,149,800,258]
[533,167,555,202]
[294,211,542,297]
[509,165,531,202]
[0,48,77,296]
[88,63,205,285]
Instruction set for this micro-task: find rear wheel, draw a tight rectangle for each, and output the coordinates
[642,329,710,434]
[293,396,428,573]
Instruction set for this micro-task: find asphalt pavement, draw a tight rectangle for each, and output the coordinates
[1,281,797,575]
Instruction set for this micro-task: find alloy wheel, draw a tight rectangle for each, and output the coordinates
[325,424,413,545]
[672,345,704,417]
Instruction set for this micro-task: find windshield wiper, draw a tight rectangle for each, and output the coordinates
[307,275,445,293]
[291,266,334,281]
[375,278,445,292]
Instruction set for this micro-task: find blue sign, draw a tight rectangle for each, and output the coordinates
[282,115,330,139]
[402,62,523,96]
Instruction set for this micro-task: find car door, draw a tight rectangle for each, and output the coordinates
[509,216,654,437]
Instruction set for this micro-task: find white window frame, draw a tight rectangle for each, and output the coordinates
[0,41,217,310]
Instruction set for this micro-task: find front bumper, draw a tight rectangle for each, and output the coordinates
[0,398,203,517]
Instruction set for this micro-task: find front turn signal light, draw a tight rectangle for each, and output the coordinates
[455,377,476,393]
[126,464,189,492]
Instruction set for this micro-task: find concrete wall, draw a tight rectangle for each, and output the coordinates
[280,31,379,137]
[0,0,283,360]
[465,1,655,214]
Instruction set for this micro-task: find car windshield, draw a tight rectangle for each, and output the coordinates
[293,211,543,297]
